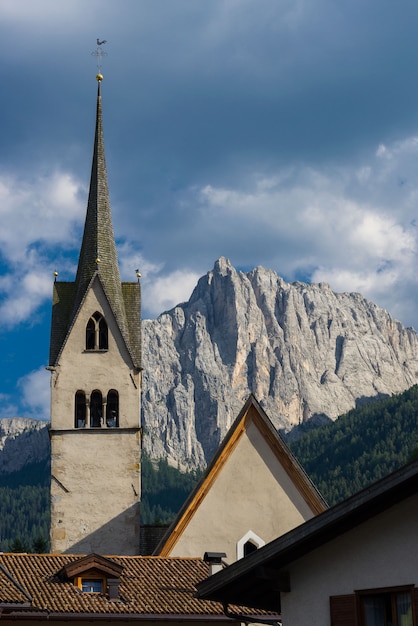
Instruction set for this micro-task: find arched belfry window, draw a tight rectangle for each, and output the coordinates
[90,390,103,428]
[106,390,119,427]
[86,312,108,351]
[75,391,86,428]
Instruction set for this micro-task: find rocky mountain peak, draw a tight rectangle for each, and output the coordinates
[142,259,418,468]
[0,418,49,473]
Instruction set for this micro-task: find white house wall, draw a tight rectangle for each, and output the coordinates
[281,493,418,625]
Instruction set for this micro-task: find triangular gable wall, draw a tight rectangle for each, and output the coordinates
[155,396,327,562]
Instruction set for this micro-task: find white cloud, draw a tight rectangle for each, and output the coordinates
[0,170,84,263]
[117,241,199,317]
[143,270,201,318]
[0,269,51,326]
[117,242,163,284]
[190,134,418,328]
[18,367,50,421]
[0,170,84,327]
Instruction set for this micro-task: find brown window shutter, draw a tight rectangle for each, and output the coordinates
[330,594,357,626]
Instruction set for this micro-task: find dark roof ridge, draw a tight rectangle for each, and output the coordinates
[0,562,33,603]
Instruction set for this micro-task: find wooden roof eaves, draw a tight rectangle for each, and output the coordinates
[154,396,255,557]
[248,401,328,515]
[52,272,138,370]
[61,553,123,579]
[41,613,248,622]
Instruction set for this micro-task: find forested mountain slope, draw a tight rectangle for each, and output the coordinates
[290,384,418,505]
[2,385,418,548]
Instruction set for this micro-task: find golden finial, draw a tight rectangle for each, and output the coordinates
[96,258,101,265]
[136,269,141,280]
[96,73,103,82]
[54,271,58,282]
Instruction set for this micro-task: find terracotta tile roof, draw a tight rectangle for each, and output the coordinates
[0,562,32,604]
[0,554,271,619]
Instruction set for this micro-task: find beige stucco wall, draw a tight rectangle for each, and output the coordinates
[50,279,141,555]
[50,281,141,431]
[281,493,418,625]
[50,430,140,554]
[169,420,315,562]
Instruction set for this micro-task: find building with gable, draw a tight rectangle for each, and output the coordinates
[48,74,142,556]
[197,458,418,626]
[154,395,326,562]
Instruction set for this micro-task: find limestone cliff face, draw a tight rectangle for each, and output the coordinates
[142,258,418,467]
[0,418,49,473]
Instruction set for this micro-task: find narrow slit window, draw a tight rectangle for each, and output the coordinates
[75,391,86,428]
[237,531,265,560]
[106,390,119,427]
[243,540,258,557]
[90,390,103,428]
[85,312,108,350]
[98,316,108,349]
[86,318,96,350]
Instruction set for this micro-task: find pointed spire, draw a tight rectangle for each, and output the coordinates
[72,77,129,342]
[49,75,141,370]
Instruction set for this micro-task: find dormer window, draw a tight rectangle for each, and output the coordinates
[80,578,104,593]
[58,553,123,599]
[86,312,108,350]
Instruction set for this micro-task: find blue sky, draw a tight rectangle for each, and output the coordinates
[2,0,418,420]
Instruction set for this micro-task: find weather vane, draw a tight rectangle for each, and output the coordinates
[91,38,107,76]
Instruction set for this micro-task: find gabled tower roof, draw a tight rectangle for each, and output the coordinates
[49,77,141,369]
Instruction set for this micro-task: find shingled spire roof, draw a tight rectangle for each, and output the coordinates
[49,78,141,369]
[72,79,127,326]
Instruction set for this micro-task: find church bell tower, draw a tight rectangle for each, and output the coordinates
[48,74,142,555]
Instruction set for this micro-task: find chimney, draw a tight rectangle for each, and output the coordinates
[107,578,120,601]
[204,552,227,575]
